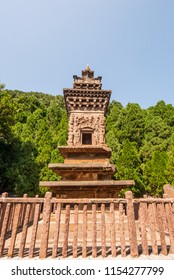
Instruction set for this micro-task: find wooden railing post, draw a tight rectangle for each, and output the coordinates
[20,194,27,225]
[92,203,97,258]
[101,203,106,257]
[0,193,8,235]
[125,191,139,257]
[82,204,87,258]
[119,202,126,257]
[156,202,167,255]
[52,202,61,258]
[0,202,11,257]
[30,194,39,221]
[148,202,158,255]
[8,203,22,257]
[163,194,174,254]
[18,202,31,258]
[29,202,41,258]
[110,202,116,257]
[62,204,70,258]
[73,204,79,258]
[139,196,148,255]
[39,192,52,259]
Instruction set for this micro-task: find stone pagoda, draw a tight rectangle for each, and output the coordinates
[40,66,134,198]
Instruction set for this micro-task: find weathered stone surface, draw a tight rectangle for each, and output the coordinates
[62,204,70,258]
[68,113,106,146]
[39,192,52,259]
[125,191,139,257]
[0,203,11,257]
[92,204,97,258]
[163,184,174,198]
[101,203,106,257]
[18,203,31,257]
[139,202,148,255]
[8,203,22,257]
[119,203,126,257]
[73,204,79,258]
[29,203,41,258]
[110,202,116,257]
[148,203,158,255]
[1,192,174,259]
[52,202,61,258]
[82,204,87,258]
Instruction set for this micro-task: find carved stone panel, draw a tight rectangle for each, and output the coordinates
[68,113,106,146]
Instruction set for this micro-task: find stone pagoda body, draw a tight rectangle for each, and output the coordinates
[40,66,134,198]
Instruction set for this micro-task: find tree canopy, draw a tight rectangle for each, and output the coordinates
[0,88,174,197]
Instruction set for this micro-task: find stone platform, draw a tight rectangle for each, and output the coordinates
[40,180,134,198]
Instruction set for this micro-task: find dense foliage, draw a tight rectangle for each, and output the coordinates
[1,86,174,197]
[0,88,67,196]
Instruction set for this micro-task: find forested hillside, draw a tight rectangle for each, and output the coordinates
[1,86,174,197]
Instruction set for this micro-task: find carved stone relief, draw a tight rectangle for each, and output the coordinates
[68,113,106,146]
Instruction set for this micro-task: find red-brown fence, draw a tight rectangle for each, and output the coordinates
[0,191,174,258]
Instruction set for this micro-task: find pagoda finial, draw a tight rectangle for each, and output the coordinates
[85,64,90,71]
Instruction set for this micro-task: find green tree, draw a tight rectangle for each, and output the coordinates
[148,100,174,127]
[0,90,15,192]
[0,82,5,91]
[115,140,144,197]
[165,134,174,185]
[140,114,171,162]
[143,151,168,196]
[115,103,145,148]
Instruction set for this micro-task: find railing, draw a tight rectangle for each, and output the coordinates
[0,191,174,258]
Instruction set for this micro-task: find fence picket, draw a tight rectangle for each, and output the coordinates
[148,203,158,255]
[110,202,116,257]
[164,202,174,254]
[52,202,61,258]
[92,204,97,258]
[8,203,15,231]
[139,202,148,255]
[8,203,22,257]
[126,191,138,257]
[39,192,52,259]
[20,194,27,226]
[0,193,8,235]
[156,203,167,255]
[0,203,2,229]
[29,203,41,258]
[82,204,87,258]
[119,202,126,257]
[0,203,11,257]
[101,203,106,257]
[18,203,31,258]
[62,204,70,258]
[73,204,79,258]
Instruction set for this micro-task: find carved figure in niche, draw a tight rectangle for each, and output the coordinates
[97,131,100,145]
[74,128,80,145]
[93,132,98,145]
[68,132,73,146]
[100,115,105,126]
[75,115,79,126]
[90,115,94,124]
[100,127,105,144]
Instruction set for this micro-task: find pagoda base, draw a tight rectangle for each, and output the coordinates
[39,180,134,198]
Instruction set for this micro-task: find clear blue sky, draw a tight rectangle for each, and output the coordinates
[1,0,174,108]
